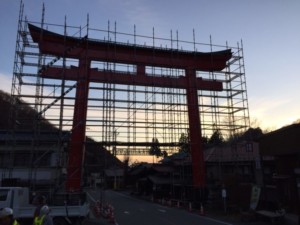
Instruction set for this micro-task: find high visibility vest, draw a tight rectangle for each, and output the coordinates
[13,220,20,225]
[34,215,45,225]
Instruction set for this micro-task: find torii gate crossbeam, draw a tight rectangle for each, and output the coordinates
[29,23,232,192]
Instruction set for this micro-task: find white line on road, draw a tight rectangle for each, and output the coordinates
[189,213,233,225]
[86,191,96,203]
[157,209,166,213]
[111,191,147,202]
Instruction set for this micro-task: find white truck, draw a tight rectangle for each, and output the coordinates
[0,187,90,225]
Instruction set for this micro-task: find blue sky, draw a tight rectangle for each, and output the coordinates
[0,0,299,131]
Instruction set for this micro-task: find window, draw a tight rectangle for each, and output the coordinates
[246,143,253,152]
[0,189,9,201]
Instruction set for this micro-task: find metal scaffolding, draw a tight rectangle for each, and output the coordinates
[10,3,250,160]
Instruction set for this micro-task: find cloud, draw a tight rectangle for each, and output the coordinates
[250,96,289,115]
[0,73,13,94]
[110,0,165,35]
[249,96,299,129]
[0,72,47,97]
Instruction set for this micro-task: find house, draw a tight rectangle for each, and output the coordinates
[0,130,123,189]
[128,141,262,208]
[0,130,68,187]
[105,167,124,189]
[128,163,174,197]
[259,123,300,214]
[204,140,262,185]
[203,140,262,210]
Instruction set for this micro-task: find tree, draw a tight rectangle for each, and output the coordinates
[178,133,190,153]
[123,153,130,188]
[162,150,168,158]
[242,127,263,141]
[209,128,224,145]
[293,118,300,124]
[228,127,264,143]
[149,137,161,158]
[202,136,209,145]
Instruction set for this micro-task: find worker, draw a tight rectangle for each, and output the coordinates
[32,195,46,219]
[0,207,20,225]
[33,205,53,225]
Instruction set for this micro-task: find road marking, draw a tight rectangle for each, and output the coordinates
[86,191,96,203]
[203,217,233,225]
[189,213,233,225]
[111,191,147,202]
[124,211,130,214]
[158,209,166,213]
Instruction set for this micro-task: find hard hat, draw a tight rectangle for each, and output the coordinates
[0,208,13,218]
[40,205,50,215]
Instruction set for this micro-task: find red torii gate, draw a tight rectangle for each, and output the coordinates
[29,24,232,192]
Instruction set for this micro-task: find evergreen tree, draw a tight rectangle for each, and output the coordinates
[149,137,161,158]
[202,136,209,145]
[162,150,168,158]
[209,128,224,145]
[178,133,190,153]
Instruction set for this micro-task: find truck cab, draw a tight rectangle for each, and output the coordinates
[0,187,90,225]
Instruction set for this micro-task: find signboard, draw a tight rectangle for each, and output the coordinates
[250,185,261,210]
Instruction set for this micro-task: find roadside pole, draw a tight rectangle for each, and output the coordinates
[222,188,227,214]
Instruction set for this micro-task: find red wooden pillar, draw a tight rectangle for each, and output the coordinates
[186,68,205,187]
[65,58,90,192]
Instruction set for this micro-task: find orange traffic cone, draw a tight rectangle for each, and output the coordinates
[93,200,101,218]
[200,203,205,216]
[108,205,116,224]
[109,211,116,224]
[188,202,192,212]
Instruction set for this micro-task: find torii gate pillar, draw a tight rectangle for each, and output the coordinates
[186,68,205,187]
[66,59,91,191]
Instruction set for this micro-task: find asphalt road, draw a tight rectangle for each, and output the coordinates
[87,189,233,225]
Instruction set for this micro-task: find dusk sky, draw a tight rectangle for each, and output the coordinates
[0,0,299,131]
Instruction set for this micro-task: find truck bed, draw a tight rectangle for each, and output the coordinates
[14,203,90,219]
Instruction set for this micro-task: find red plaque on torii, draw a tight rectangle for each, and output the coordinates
[29,23,232,192]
